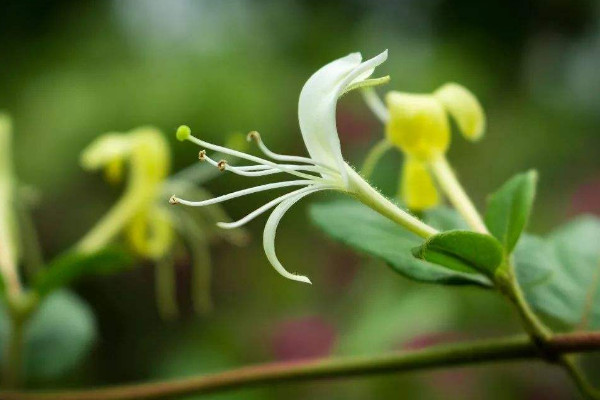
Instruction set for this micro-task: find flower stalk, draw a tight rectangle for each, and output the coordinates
[429,156,488,233]
[346,167,437,238]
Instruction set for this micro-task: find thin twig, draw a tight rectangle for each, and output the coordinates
[1,332,599,400]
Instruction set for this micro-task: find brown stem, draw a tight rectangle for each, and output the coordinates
[1,332,599,400]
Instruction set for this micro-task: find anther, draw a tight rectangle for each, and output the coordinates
[247,131,260,142]
[217,160,227,171]
[198,150,206,161]
[169,195,179,205]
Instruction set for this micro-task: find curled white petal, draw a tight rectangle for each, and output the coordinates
[298,50,388,185]
[173,180,312,206]
[263,188,329,284]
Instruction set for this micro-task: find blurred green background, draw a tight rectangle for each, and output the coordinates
[1,0,599,398]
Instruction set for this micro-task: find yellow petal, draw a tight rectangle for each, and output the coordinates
[126,206,174,259]
[385,92,450,161]
[104,158,124,184]
[400,157,439,211]
[0,113,20,275]
[78,127,170,253]
[434,83,485,141]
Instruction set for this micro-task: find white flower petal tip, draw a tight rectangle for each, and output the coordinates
[291,275,312,285]
[374,49,389,64]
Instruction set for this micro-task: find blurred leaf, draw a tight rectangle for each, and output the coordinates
[155,256,179,321]
[424,205,469,231]
[337,283,460,355]
[485,170,537,253]
[412,231,504,278]
[516,215,600,330]
[513,234,554,292]
[172,208,214,315]
[0,290,96,381]
[309,200,491,287]
[150,332,263,400]
[34,247,133,296]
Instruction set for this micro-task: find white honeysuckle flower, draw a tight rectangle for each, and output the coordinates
[171,50,438,284]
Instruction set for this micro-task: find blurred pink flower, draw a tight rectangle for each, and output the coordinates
[336,108,377,145]
[271,316,337,361]
[323,246,360,291]
[570,177,600,216]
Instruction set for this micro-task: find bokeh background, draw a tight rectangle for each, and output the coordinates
[1,0,599,398]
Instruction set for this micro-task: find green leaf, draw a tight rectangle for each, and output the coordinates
[485,170,537,253]
[512,234,554,290]
[0,290,96,380]
[516,215,600,330]
[337,284,461,355]
[309,200,491,287]
[424,205,469,231]
[34,247,133,296]
[412,230,504,278]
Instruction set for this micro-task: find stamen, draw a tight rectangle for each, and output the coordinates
[227,166,324,177]
[187,135,328,181]
[198,150,207,161]
[217,185,332,229]
[246,131,338,173]
[201,151,325,179]
[170,180,314,207]
[233,165,273,171]
[234,164,325,173]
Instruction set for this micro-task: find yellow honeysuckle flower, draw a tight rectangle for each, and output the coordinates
[385,83,485,162]
[78,127,247,318]
[78,127,171,256]
[362,83,486,213]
